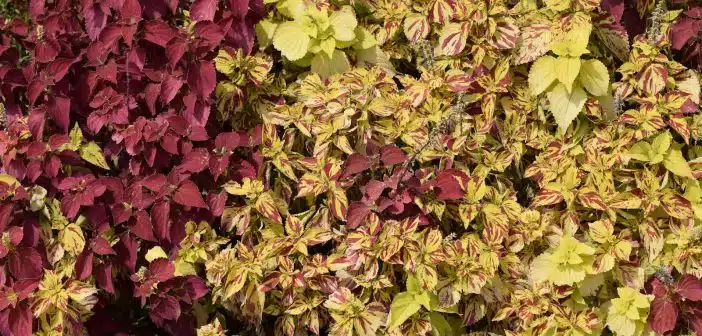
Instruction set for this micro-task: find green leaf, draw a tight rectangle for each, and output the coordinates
[310,49,350,78]
[628,142,653,162]
[650,131,672,163]
[387,292,422,330]
[79,142,110,169]
[255,19,278,48]
[555,56,581,93]
[547,83,587,132]
[429,312,453,336]
[406,274,421,292]
[273,21,311,61]
[528,55,557,96]
[352,27,377,50]
[579,59,610,96]
[664,149,694,178]
[69,123,84,150]
[330,6,358,42]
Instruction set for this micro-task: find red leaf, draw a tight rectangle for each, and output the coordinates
[178,148,210,173]
[188,61,216,99]
[671,17,702,50]
[8,247,43,280]
[601,0,624,22]
[649,297,679,334]
[346,202,370,229]
[8,304,32,336]
[131,210,157,242]
[160,74,183,104]
[207,191,227,217]
[184,275,209,301]
[93,237,115,255]
[75,250,94,280]
[191,0,217,22]
[151,201,171,242]
[116,234,137,272]
[343,153,371,177]
[48,96,70,133]
[149,259,175,282]
[174,180,208,208]
[84,4,107,41]
[95,262,115,294]
[150,295,181,321]
[434,169,468,200]
[143,20,176,47]
[676,274,702,301]
[166,38,187,68]
[379,145,406,166]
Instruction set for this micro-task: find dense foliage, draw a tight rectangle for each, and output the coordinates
[1,0,702,335]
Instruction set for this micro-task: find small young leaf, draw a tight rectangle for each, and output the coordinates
[79,142,110,169]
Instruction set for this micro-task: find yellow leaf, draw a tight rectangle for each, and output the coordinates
[579,59,610,96]
[547,83,587,132]
[528,55,558,96]
[60,223,85,255]
[555,56,581,93]
[79,142,110,170]
[146,246,168,262]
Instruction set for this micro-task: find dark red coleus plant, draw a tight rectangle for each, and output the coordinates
[646,273,702,335]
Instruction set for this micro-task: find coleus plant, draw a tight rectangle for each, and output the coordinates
[1,0,702,335]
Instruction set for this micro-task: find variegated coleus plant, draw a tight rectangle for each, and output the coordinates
[2,0,702,335]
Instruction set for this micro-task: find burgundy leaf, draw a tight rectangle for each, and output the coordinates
[173,180,208,208]
[671,17,702,50]
[379,145,407,166]
[131,210,157,242]
[8,247,43,280]
[434,170,468,200]
[143,20,176,47]
[85,4,107,40]
[8,304,32,336]
[149,259,175,282]
[188,61,216,99]
[178,147,210,173]
[93,237,116,255]
[676,274,702,301]
[160,74,184,104]
[184,275,209,301]
[151,201,171,242]
[95,262,115,294]
[75,250,94,280]
[343,153,371,177]
[191,0,217,22]
[648,297,678,334]
[150,295,181,321]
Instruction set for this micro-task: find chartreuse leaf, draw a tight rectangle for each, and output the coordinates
[555,56,581,93]
[629,132,670,163]
[79,141,110,169]
[606,287,652,336]
[528,55,558,96]
[145,246,168,262]
[664,148,694,178]
[255,19,278,48]
[387,292,422,330]
[547,83,587,132]
[0,174,19,187]
[429,312,453,336]
[311,49,350,78]
[59,223,85,255]
[578,59,610,96]
[273,21,311,61]
[330,6,357,42]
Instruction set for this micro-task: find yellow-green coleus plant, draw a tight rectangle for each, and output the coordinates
[257,3,376,77]
[530,235,597,286]
[527,11,612,132]
[605,287,653,336]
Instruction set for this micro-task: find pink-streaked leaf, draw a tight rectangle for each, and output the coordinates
[190,0,217,22]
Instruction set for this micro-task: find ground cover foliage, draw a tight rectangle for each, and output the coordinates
[2,0,702,335]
